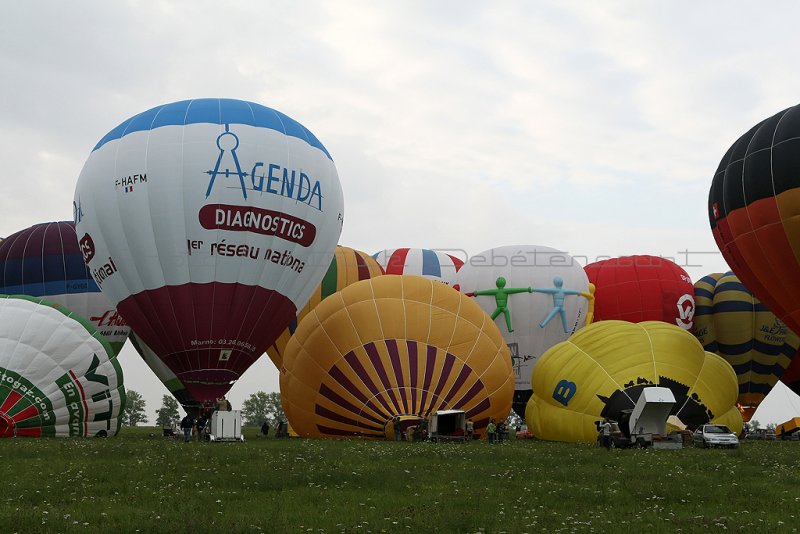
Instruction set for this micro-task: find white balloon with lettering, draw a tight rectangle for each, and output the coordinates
[74,99,343,407]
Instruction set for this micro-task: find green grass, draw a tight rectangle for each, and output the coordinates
[0,428,798,533]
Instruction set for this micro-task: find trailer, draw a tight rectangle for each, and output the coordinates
[620,387,678,449]
[428,410,466,442]
[207,410,245,442]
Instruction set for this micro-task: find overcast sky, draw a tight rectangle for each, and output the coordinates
[2,1,800,425]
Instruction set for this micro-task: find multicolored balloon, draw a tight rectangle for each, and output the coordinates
[709,105,800,334]
[526,320,742,443]
[372,248,463,284]
[265,245,383,369]
[0,221,130,354]
[453,245,592,417]
[693,272,800,421]
[0,295,126,437]
[74,98,344,407]
[584,255,695,329]
[280,275,514,439]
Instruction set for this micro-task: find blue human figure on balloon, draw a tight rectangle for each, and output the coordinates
[531,276,593,333]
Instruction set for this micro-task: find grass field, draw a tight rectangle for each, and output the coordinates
[0,427,798,533]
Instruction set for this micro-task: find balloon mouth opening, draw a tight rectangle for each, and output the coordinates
[0,412,15,438]
[384,415,425,440]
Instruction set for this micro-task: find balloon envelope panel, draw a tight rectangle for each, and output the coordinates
[454,245,590,416]
[0,295,125,437]
[0,221,130,354]
[74,98,343,405]
[584,255,695,329]
[692,272,799,421]
[525,321,742,443]
[709,105,800,335]
[280,275,514,439]
[372,248,463,285]
[266,246,383,369]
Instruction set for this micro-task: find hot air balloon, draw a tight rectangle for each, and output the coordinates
[73,98,344,408]
[453,245,592,417]
[372,248,463,284]
[0,221,131,355]
[265,246,383,369]
[525,320,742,443]
[693,272,800,421]
[280,275,514,439]
[709,105,800,335]
[584,255,695,329]
[0,295,126,437]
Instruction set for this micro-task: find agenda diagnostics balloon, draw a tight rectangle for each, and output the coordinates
[453,245,592,417]
[372,248,463,284]
[0,295,125,437]
[525,321,742,443]
[265,246,383,369]
[280,275,514,439]
[0,221,130,354]
[709,104,800,334]
[584,255,695,329]
[73,98,343,407]
[693,272,799,421]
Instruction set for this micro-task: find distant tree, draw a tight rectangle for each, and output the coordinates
[505,410,524,430]
[155,395,180,428]
[242,391,285,426]
[766,422,776,432]
[123,390,148,427]
[750,420,761,431]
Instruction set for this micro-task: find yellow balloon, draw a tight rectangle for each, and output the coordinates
[281,275,514,439]
[266,246,384,369]
[526,320,742,443]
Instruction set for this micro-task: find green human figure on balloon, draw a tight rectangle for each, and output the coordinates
[531,276,594,333]
[469,277,533,333]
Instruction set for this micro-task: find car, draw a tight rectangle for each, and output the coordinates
[693,424,739,448]
[516,425,533,439]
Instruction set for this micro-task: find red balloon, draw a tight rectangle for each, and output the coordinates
[584,255,695,329]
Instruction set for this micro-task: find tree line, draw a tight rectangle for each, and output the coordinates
[121,390,286,427]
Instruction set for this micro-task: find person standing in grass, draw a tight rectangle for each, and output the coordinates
[599,418,612,449]
[487,419,497,443]
[180,412,195,443]
[394,416,402,441]
[466,419,474,440]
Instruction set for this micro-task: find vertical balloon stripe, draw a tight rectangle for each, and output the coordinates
[354,251,371,281]
[321,256,339,297]
[327,365,385,419]
[407,341,419,413]
[421,249,441,277]
[343,350,394,415]
[442,365,472,406]
[365,342,401,412]
[385,249,410,275]
[454,380,484,410]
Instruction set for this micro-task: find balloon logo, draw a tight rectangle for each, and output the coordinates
[709,105,800,335]
[585,255,695,329]
[0,221,131,354]
[74,98,344,407]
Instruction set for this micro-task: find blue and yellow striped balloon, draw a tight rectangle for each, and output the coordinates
[693,272,799,421]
